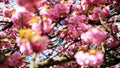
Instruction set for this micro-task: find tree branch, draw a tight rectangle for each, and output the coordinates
[38,56,74,68]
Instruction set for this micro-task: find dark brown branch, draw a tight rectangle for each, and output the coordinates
[0,21,13,31]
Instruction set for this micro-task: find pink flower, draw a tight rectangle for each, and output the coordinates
[66,23,87,40]
[89,7,102,21]
[31,18,52,34]
[67,26,80,39]
[39,6,48,15]
[55,3,70,14]
[8,52,23,66]
[23,4,37,12]
[14,0,39,6]
[14,0,26,6]
[30,36,48,52]
[1,52,23,68]
[112,0,120,3]
[43,18,52,33]
[14,0,41,12]
[16,37,33,55]
[16,29,49,55]
[81,0,91,5]
[0,32,6,38]
[102,6,110,18]
[74,50,104,67]
[81,0,106,5]
[92,0,106,5]
[69,15,88,24]
[0,0,9,4]
[106,35,120,47]
[89,6,110,21]
[11,11,33,27]
[46,8,60,21]
[35,0,49,8]
[81,27,107,45]
[31,22,42,34]
[3,9,15,18]
[8,28,18,39]
[62,15,88,40]
[40,4,69,21]
[72,4,83,13]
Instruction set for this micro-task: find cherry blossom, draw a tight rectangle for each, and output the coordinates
[81,27,107,45]
[0,0,120,68]
[16,29,49,55]
[89,6,110,21]
[3,9,15,18]
[55,3,70,15]
[11,11,33,27]
[75,50,104,67]
[0,52,23,68]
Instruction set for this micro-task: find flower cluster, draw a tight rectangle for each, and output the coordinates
[16,29,49,55]
[11,11,33,27]
[1,52,23,68]
[75,50,104,67]
[0,0,120,67]
[81,27,107,45]
[40,3,70,21]
[89,6,110,21]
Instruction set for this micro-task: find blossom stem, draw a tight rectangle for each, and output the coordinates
[97,65,100,68]
[101,43,105,53]
[99,15,111,34]
[30,52,37,68]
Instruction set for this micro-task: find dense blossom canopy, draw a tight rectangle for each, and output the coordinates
[0,0,120,68]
